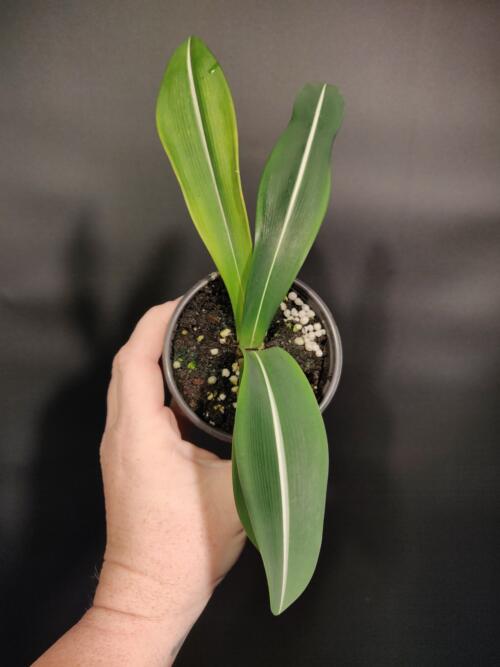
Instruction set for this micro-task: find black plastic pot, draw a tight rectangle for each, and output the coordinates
[162,274,343,442]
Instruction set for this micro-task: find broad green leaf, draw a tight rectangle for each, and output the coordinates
[233,347,329,614]
[156,36,252,326]
[232,448,257,547]
[239,84,344,348]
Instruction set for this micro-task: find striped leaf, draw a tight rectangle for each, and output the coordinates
[156,36,252,326]
[232,447,257,547]
[233,347,329,614]
[239,84,344,348]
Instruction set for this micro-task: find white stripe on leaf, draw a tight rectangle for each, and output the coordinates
[249,84,327,347]
[253,352,290,613]
[186,37,243,293]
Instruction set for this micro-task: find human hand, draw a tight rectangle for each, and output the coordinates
[34,301,245,666]
[94,301,245,655]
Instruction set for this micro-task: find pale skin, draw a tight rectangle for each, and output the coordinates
[34,300,245,666]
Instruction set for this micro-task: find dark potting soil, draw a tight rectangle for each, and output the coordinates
[170,275,331,434]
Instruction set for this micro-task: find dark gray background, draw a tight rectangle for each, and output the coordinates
[1,1,499,665]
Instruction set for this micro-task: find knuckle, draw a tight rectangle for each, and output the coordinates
[102,412,134,444]
[100,423,124,462]
[145,302,170,322]
[148,303,164,315]
[147,301,174,319]
[140,304,161,323]
[99,440,108,466]
[99,433,112,466]
[112,346,133,373]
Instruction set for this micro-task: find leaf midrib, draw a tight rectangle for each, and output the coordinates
[252,351,290,612]
[247,84,328,347]
[186,36,243,295]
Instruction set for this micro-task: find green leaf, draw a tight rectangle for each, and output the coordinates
[239,84,344,348]
[156,36,252,326]
[232,448,257,547]
[233,347,329,614]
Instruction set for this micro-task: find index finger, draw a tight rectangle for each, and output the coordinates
[106,300,180,426]
[127,300,180,361]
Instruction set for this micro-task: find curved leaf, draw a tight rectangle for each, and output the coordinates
[239,84,344,348]
[233,347,329,614]
[232,448,258,547]
[156,36,252,326]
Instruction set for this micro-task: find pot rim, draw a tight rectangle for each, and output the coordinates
[162,273,343,442]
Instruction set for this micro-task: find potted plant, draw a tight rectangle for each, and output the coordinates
[156,36,344,615]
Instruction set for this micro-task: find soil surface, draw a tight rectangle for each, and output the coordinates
[170,274,331,434]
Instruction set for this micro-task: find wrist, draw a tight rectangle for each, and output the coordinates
[69,605,186,667]
[93,558,211,651]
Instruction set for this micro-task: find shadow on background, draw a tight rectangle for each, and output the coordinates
[4,211,185,666]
